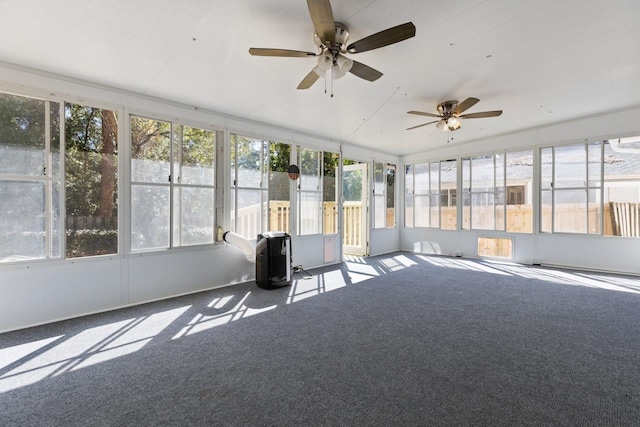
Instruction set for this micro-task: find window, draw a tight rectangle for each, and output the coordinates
[323,152,339,234]
[465,155,501,230]
[405,160,456,229]
[65,103,118,257]
[373,162,396,228]
[602,138,639,237]
[505,150,533,233]
[413,162,429,227]
[463,151,533,233]
[540,143,600,234]
[440,160,457,230]
[131,116,215,250]
[404,164,414,228]
[268,142,291,234]
[0,93,61,262]
[230,134,268,240]
[386,164,396,228]
[298,147,322,235]
[478,237,513,259]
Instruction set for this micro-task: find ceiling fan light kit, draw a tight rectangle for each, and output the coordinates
[249,0,416,94]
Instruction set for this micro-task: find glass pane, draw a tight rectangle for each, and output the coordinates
[414,163,429,194]
[299,148,320,191]
[472,192,494,230]
[299,191,322,235]
[178,125,215,186]
[495,154,505,192]
[540,147,553,190]
[131,185,170,250]
[405,164,414,194]
[588,188,601,235]
[555,144,586,188]
[386,165,395,228]
[374,194,385,229]
[429,194,440,228]
[506,150,533,233]
[65,104,118,258]
[554,189,587,233]
[50,101,61,178]
[414,195,429,227]
[0,93,46,176]
[495,190,505,231]
[323,152,339,234]
[268,142,291,233]
[588,142,602,189]
[405,193,414,228]
[462,158,470,229]
[429,162,439,193]
[235,135,265,188]
[440,160,457,230]
[471,155,494,192]
[478,237,513,259]
[0,180,46,261]
[130,116,170,183]
[51,182,62,258]
[603,139,640,237]
[174,187,214,246]
[540,190,552,233]
[343,168,362,202]
[374,161,385,194]
[236,189,265,239]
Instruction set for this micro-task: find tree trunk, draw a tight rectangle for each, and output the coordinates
[99,110,118,218]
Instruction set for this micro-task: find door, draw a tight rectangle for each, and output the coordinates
[342,162,368,256]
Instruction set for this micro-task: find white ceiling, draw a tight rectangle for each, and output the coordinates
[1,0,639,155]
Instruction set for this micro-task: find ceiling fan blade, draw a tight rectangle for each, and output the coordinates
[406,120,439,130]
[452,97,480,115]
[307,0,335,45]
[297,70,321,90]
[249,48,317,57]
[407,110,440,118]
[346,22,416,54]
[459,110,503,119]
[349,60,383,82]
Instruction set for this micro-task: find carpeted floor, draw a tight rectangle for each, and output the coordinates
[1,252,640,426]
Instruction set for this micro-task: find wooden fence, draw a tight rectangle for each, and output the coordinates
[66,215,117,231]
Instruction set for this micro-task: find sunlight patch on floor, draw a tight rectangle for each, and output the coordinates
[1,305,189,393]
[345,262,379,277]
[0,336,63,372]
[173,292,277,339]
[287,270,348,303]
[416,254,640,294]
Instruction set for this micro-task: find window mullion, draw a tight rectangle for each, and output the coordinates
[169,123,175,248]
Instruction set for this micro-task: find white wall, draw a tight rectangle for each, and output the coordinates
[400,107,640,275]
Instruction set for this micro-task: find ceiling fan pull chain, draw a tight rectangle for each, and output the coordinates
[331,66,334,97]
[324,70,327,94]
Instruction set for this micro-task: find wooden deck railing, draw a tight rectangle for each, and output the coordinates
[233,201,636,241]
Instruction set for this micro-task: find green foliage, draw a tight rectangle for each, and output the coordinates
[180,125,215,168]
[66,229,117,258]
[0,93,46,147]
[131,116,170,160]
[65,104,118,218]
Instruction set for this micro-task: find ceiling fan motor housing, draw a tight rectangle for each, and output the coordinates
[437,100,459,117]
[314,22,350,53]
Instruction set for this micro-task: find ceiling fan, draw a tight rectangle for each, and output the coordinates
[249,0,416,92]
[407,98,503,131]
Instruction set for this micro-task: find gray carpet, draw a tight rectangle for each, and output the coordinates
[1,252,640,426]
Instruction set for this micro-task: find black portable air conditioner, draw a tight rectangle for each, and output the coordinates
[255,231,292,289]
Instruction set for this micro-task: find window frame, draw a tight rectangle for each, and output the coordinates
[130,115,217,251]
[0,92,63,263]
